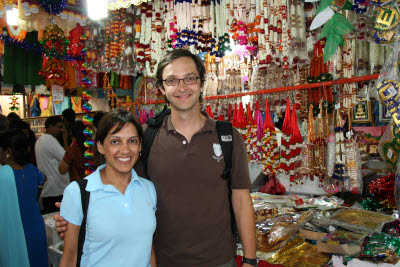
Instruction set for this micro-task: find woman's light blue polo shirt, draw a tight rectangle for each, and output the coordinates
[61,165,157,267]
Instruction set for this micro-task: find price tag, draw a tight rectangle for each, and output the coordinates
[51,85,64,102]
[388,148,393,158]
[274,114,279,122]
[388,86,397,96]
[346,131,351,138]
[318,113,322,118]
[335,103,340,109]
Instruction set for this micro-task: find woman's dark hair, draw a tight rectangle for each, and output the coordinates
[155,49,206,104]
[70,120,87,152]
[0,129,30,165]
[95,108,142,161]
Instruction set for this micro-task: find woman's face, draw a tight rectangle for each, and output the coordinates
[97,123,141,177]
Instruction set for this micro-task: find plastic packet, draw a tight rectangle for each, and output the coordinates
[256,211,313,252]
[326,208,395,234]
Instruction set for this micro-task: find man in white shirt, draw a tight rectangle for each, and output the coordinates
[35,116,70,214]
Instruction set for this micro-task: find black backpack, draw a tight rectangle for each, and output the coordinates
[142,108,238,239]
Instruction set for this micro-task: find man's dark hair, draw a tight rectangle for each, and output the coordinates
[155,49,206,103]
[45,116,63,129]
[62,108,76,123]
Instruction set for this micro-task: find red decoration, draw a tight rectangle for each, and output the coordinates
[369,173,396,208]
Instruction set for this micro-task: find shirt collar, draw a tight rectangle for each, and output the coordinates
[165,111,216,133]
[85,164,142,192]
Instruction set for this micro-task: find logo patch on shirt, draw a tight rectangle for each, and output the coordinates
[221,135,232,142]
[213,143,223,162]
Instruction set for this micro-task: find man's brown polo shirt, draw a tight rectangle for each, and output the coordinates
[147,114,251,267]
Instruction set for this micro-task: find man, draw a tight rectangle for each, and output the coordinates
[35,116,70,214]
[57,49,257,266]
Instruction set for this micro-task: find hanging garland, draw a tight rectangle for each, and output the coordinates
[39,0,67,15]
[0,34,84,62]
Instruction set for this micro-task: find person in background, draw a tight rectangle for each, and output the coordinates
[59,108,156,267]
[93,111,106,130]
[0,129,48,266]
[6,112,21,127]
[35,116,70,214]
[62,108,76,146]
[0,114,8,130]
[9,120,37,166]
[59,120,88,182]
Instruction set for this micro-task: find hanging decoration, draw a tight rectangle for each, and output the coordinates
[39,0,67,15]
[261,99,280,176]
[104,74,122,108]
[310,0,354,62]
[80,58,95,175]
[307,40,334,112]
[296,104,315,184]
[82,90,95,175]
[314,102,327,186]
[107,0,149,11]
[332,109,349,184]
[0,33,84,61]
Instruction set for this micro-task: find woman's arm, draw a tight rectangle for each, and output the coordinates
[58,160,70,174]
[59,221,80,267]
[150,245,157,267]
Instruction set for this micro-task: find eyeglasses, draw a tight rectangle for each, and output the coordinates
[162,76,200,86]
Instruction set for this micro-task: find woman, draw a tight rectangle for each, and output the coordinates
[0,129,48,267]
[58,120,89,181]
[60,108,157,267]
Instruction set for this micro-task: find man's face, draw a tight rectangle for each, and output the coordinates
[49,122,65,137]
[159,56,202,113]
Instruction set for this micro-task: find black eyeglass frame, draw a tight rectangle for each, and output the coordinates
[162,76,200,86]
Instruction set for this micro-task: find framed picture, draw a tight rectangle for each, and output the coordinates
[379,101,392,122]
[352,98,372,123]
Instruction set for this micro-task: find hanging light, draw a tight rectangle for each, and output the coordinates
[87,0,108,21]
[6,8,18,26]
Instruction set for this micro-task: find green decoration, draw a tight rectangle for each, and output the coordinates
[319,13,354,62]
[316,0,332,15]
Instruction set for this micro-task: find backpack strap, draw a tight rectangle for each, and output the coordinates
[142,108,171,175]
[216,120,233,180]
[76,179,90,267]
[215,121,237,238]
